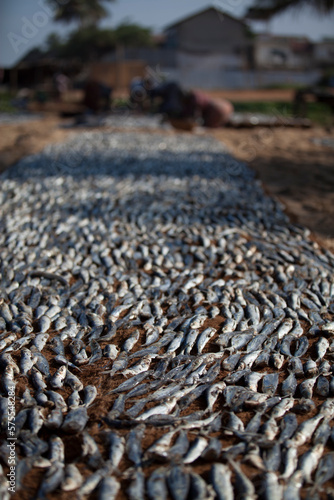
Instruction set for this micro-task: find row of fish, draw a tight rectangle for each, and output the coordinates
[0,131,334,498]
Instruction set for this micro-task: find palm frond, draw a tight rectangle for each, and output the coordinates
[246,0,334,20]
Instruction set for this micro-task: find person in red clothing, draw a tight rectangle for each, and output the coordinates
[83,80,112,113]
[183,89,233,128]
[149,82,233,129]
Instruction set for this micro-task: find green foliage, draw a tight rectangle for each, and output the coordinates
[39,1,154,60]
[232,100,333,126]
[0,92,16,113]
[261,83,305,90]
[114,22,154,47]
[45,33,63,53]
[247,0,334,20]
[47,0,114,27]
[58,26,116,60]
[41,22,154,62]
[244,26,256,40]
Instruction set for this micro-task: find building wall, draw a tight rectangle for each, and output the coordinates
[169,9,249,55]
[177,52,244,71]
[255,38,312,70]
[314,42,334,65]
[88,61,146,90]
[104,48,177,68]
[161,66,321,90]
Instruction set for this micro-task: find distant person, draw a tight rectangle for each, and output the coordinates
[53,72,70,101]
[184,89,234,128]
[150,81,233,128]
[83,80,112,114]
[149,81,185,117]
[12,88,31,111]
[129,76,156,111]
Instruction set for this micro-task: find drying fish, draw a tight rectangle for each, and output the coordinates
[262,472,283,500]
[146,429,177,462]
[61,407,88,433]
[230,459,256,500]
[1,126,334,499]
[103,352,129,377]
[137,397,177,421]
[122,355,155,377]
[167,466,190,500]
[211,463,234,500]
[183,436,208,464]
[299,443,324,483]
[98,476,120,500]
[61,464,83,491]
[35,461,64,498]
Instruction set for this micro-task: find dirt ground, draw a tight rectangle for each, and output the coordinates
[208,88,295,102]
[0,99,333,252]
[213,125,334,251]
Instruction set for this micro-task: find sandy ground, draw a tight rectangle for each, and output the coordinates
[213,126,334,251]
[0,110,333,252]
[208,88,295,102]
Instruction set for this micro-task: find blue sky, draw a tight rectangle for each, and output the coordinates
[1,0,334,67]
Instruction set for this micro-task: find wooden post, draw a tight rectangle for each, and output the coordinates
[10,68,18,91]
[115,44,124,94]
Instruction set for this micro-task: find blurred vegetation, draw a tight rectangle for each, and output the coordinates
[232,100,333,126]
[47,0,115,27]
[42,0,153,61]
[247,0,334,20]
[54,27,116,61]
[113,23,154,48]
[41,23,154,62]
[0,92,16,113]
[261,83,305,90]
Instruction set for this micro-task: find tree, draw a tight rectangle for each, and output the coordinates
[246,0,334,19]
[114,22,154,47]
[47,0,115,27]
[52,22,153,62]
[59,27,116,60]
[45,32,63,54]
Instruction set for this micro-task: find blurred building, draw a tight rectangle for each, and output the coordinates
[157,6,326,89]
[313,39,334,68]
[3,48,81,92]
[162,6,254,88]
[254,35,313,70]
[101,6,254,89]
[4,6,333,93]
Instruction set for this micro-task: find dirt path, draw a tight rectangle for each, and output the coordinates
[208,88,295,102]
[0,116,76,172]
[212,126,334,251]
[0,114,333,251]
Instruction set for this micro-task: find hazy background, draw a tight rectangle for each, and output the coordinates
[1,0,334,67]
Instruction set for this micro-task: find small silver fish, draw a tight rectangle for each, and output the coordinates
[137,397,177,421]
[37,461,65,498]
[50,365,67,389]
[211,463,234,500]
[147,467,169,500]
[197,327,217,354]
[98,476,120,500]
[299,443,324,483]
[61,407,88,433]
[103,344,119,359]
[61,463,83,491]
[82,385,98,407]
[183,437,208,464]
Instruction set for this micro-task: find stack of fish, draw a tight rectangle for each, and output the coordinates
[0,131,333,499]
